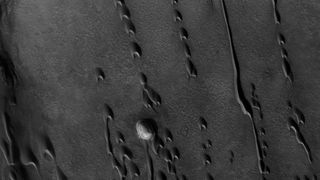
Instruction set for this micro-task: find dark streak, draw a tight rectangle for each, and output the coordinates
[271,0,281,24]
[146,143,154,180]
[282,58,293,83]
[288,117,312,163]
[0,139,10,163]
[220,0,252,117]
[220,0,265,175]
[112,156,126,179]
[104,117,113,156]
[56,166,68,180]
[271,0,294,83]
[185,58,197,79]
[0,44,17,87]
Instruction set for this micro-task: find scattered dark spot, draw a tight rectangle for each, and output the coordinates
[274,9,281,24]
[56,166,68,180]
[95,67,105,81]
[42,134,56,160]
[203,153,211,165]
[282,58,293,83]
[119,145,133,160]
[118,4,130,20]
[183,42,191,58]
[277,33,286,45]
[230,150,234,163]
[139,72,148,85]
[160,148,172,162]
[260,160,270,174]
[166,161,176,174]
[181,174,188,180]
[206,139,212,149]
[1,139,9,161]
[262,149,267,158]
[313,174,318,180]
[104,104,114,121]
[115,0,125,7]
[201,143,207,150]
[8,93,17,106]
[130,42,142,59]
[179,27,189,40]
[171,147,180,160]
[23,146,39,169]
[0,48,17,87]
[112,156,127,179]
[163,128,173,143]
[199,116,207,131]
[259,128,265,136]
[157,170,167,180]
[115,131,125,144]
[104,112,113,156]
[206,173,214,180]
[142,89,154,109]
[185,59,197,78]
[151,135,164,155]
[4,112,14,142]
[8,167,18,180]
[287,100,293,109]
[281,47,288,59]
[262,141,268,149]
[128,161,140,177]
[173,9,183,22]
[293,107,305,125]
[123,18,136,36]
[251,98,261,110]
[144,86,162,106]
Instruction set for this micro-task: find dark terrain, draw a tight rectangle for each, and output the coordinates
[0,0,320,179]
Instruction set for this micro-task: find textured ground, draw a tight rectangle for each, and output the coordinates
[0,0,320,179]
